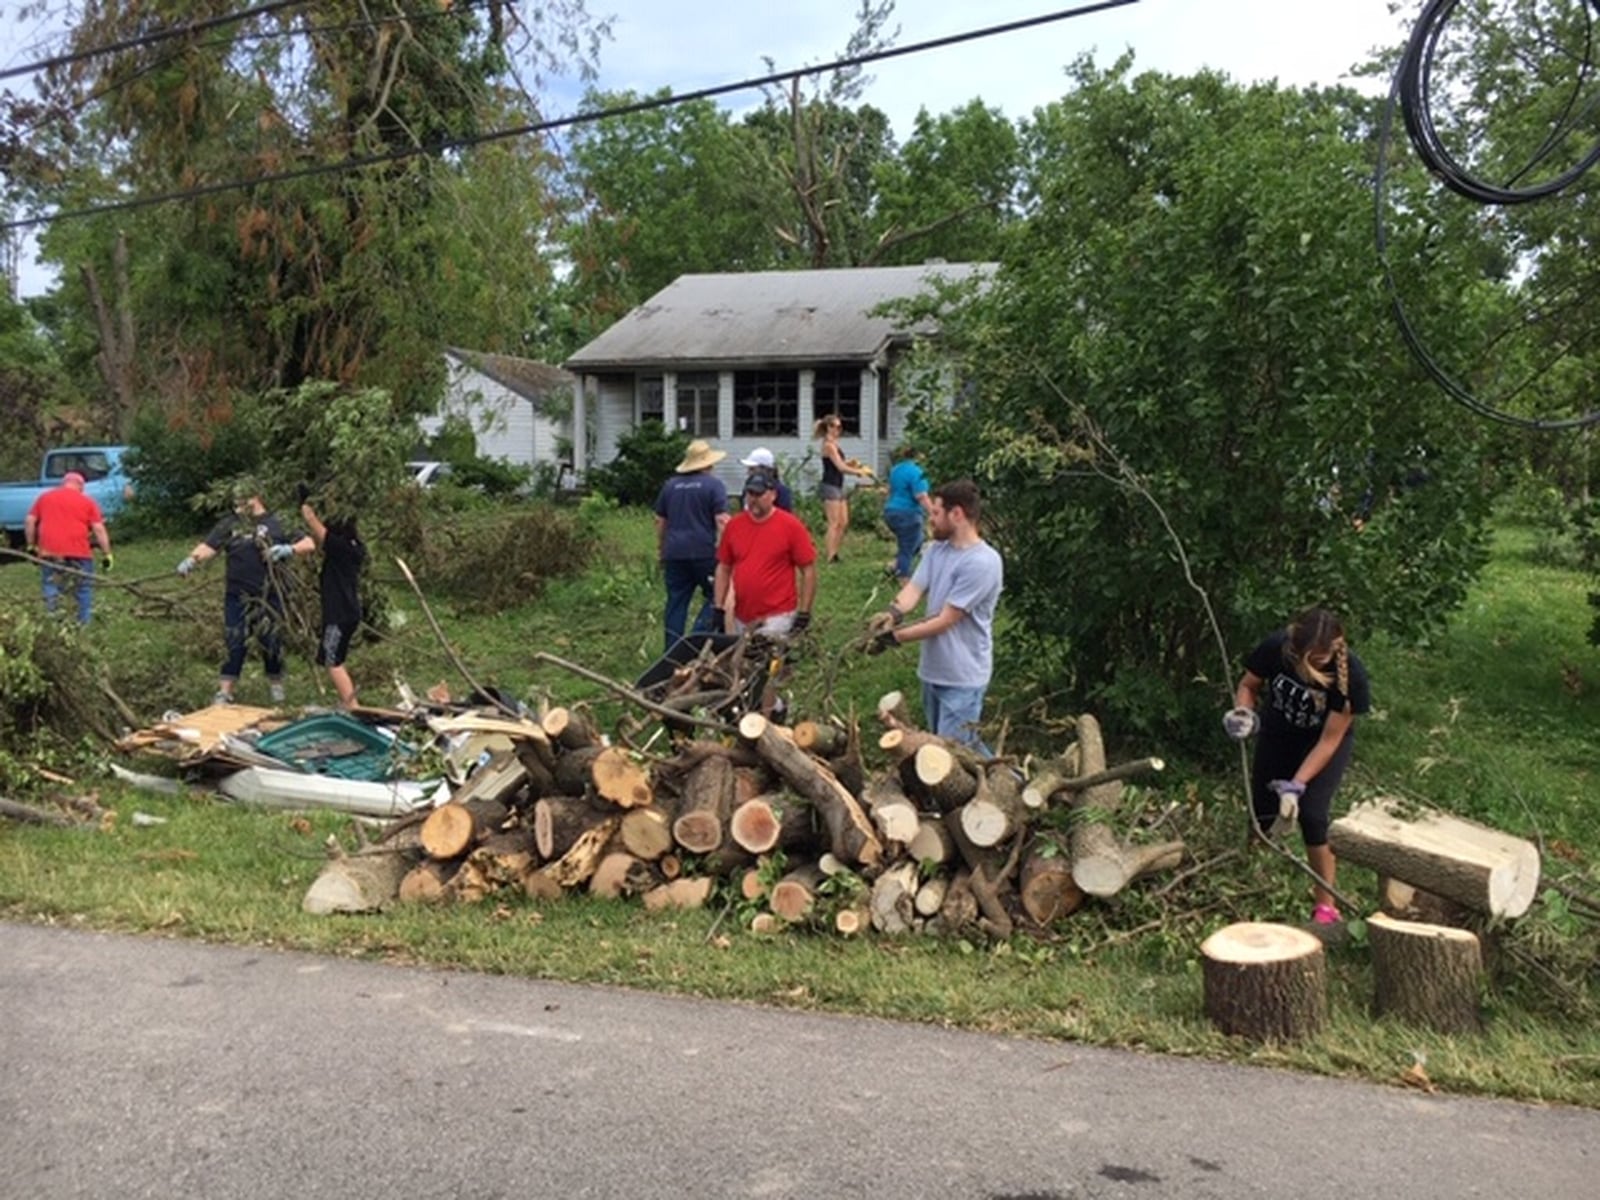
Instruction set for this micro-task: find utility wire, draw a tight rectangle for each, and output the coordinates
[1378,0,1600,430]
[0,0,310,83]
[2,0,1139,234]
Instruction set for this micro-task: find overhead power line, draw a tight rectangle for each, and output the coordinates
[0,0,310,83]
[2,0,1139,234]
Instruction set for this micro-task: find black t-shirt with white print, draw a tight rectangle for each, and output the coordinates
[1244,630,1371,756]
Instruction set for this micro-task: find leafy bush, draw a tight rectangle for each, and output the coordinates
[586,420,689,507]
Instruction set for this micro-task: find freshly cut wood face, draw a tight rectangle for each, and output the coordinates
[1200,921,1321,964]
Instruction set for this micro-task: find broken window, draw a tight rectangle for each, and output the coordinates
[813,365,862,436]
[637,375,664,425]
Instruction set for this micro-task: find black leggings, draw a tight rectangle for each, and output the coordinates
[1250,733,1353,846]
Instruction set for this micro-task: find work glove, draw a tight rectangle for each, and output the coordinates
[268,543,295,562]
[99,552,114,573]
[176,555,196,577]
[295,480,311,505]
[1268,779,1305,836]
[865,608,901,637]
[865,629,899,656]
[1222,706,1259,741]
[791,611,811,634]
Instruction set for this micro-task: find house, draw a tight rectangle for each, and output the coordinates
[421,348,575,470]
[562,263,994,490]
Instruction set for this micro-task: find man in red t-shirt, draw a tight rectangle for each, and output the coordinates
[712,469,817,638]
[24,471,113,624]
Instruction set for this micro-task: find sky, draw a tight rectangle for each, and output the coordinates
[2,0,1415,296]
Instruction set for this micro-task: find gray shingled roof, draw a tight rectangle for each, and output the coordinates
[563,263,994,370]
[447,348,574,402]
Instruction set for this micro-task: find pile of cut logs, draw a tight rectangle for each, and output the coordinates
[303,690,1174,938]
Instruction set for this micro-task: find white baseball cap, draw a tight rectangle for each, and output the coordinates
[740,447,775,469]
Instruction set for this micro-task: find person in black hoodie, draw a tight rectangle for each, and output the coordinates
[284,483,367,709]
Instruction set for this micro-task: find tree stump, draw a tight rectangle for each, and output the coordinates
[1200,922,1327,1042]
[303,849,415,914]
[1368,912,1483,1034]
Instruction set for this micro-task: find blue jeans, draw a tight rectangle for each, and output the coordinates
[662,556,719,654]
[922,681,992,757]
[883,508,924,579]
[222,588,286,683]
[41,558,94,624]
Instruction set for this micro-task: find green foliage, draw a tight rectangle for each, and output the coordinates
[905,63,1502,741]
[585,420,689,507]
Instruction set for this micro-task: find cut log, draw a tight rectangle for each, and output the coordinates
[1019,749,1079,809]
[770,862,827,922]
[1065,715,1182,897]
[536,816,619,889]
[740,713,882,868]
[1368,912,1483,1033]
[958,766,1028,848]
[934,869,980,934]
[877,727,940,763]
[620,806,674,861]
[739,865,768,901]
[551,744,603,795]
[419,798,510,861]
[533,794,612,860]
[1072,840,1185,898]
[444,855,493,904]
[913,875,949,918]
[835,903,872,935]
[1329,800,1540,919]
[1023,754,1163,808]
[522,868,564,902]
[303,849,415,914]
[860,773,918,846]
[1019,836,1084,924]
[672,754,736,853]
[589,851,656,899]
[876,690,914,730]
[729,793,817,855]
[643,877,714,912]
[1377,876,1474,927]
[943,810,1018,940]
[658,853,682,880]
[542,706,603,750]
[473,829,539,883]
[870,861,922,934]
[794,720,847,757]
[750,912,782,935]
[1200,922,1327,1042]
[591,745,653,809]
[513,740,556,802]
[914,743,980,813]
[398,858,458,904]
[905,816,955,866]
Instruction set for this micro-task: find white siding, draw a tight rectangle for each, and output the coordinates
[428,361,568,468]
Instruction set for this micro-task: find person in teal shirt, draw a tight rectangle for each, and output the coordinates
[881,444,932,584]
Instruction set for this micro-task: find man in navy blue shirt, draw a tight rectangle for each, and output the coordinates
[654,440,731,653]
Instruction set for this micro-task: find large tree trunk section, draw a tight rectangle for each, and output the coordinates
[591,746,654,809]
[419,798,510,861]
[740,713,882,868]
[672,754,736,853]
[1072,840,1185,899]
[542,706,603,751]
[644,877,714,912]
[914,743,980,813]
[1019,836,1083,925]
[958,767,1028,848]
[770,863,827,923]
[1200,922,1327,1042]
[620,806,674,861]
[398,858,458,904]
[303,849,415,914]
[534,795,612,860]
[1368,913,1483,1034]
[1329,800,1541,918]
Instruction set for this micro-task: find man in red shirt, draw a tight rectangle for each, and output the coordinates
[24,471,113,624]
[712,469,817,638]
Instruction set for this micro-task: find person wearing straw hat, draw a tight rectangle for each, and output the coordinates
[654,439,731,654]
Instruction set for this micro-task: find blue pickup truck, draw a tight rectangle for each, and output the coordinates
[0,446,133,549]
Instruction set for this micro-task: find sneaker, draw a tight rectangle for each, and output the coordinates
[211,691,233,707]
[1312,903,1342,925]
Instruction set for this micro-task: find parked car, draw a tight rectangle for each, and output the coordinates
[406,460,453,488]
[0,446,132,549]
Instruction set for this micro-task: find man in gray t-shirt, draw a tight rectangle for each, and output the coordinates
[865,479,1003,754]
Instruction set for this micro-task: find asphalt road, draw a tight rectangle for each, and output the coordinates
[2,922,1594,1199]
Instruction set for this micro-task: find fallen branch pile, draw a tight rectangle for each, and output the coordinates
[305,689,1175,936]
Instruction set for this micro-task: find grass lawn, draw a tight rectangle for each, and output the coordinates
[2,503,1597,1107]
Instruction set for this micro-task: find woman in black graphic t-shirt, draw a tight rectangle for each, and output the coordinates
[1224,608,1371,925]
